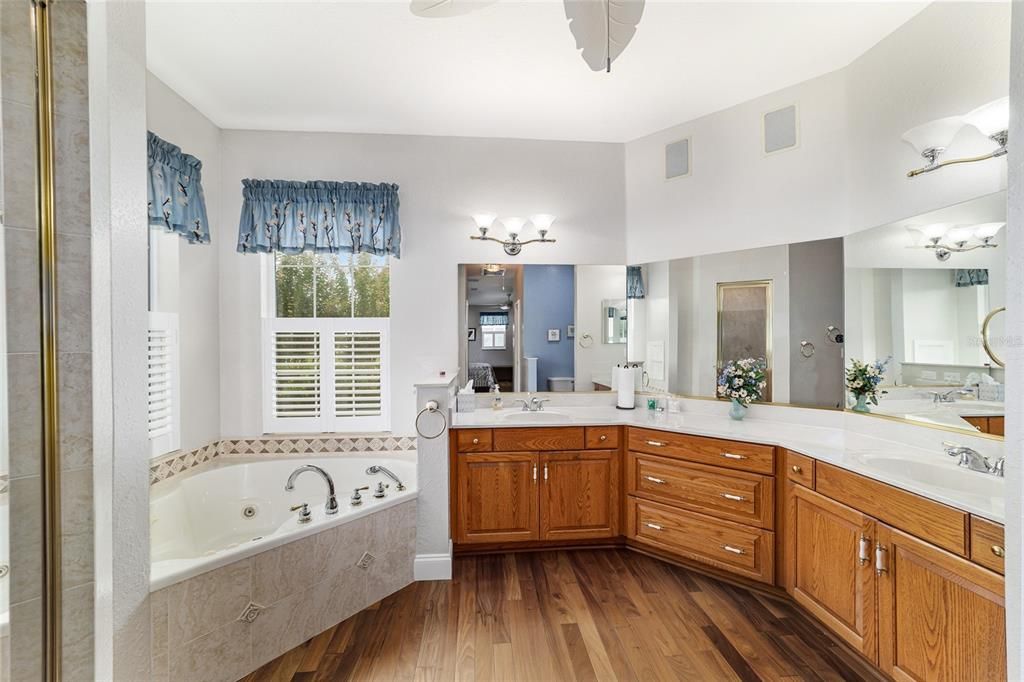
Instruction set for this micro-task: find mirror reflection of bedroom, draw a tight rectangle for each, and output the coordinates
[459,264,628,393]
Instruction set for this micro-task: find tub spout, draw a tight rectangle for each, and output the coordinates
[366,465,406,491]
[285,465,339,515]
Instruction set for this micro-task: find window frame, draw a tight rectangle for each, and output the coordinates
[480,324,507,351]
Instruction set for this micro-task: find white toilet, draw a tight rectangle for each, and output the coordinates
[547,377,575,392]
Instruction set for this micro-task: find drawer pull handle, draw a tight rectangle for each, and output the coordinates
[645,522,663,531]
[721,545,745,555]
[599,434,608,442]
[543,463,549,481]
[720,493,746,502]
[644,476,666,485]
[646,440,666,447]
[992,545,1005,558]
[722,452,747,460]
[791,465,803,474]
[875,543,888,576]
[472,438,480,445]
[858,535,871,566]
[532,464,537,482]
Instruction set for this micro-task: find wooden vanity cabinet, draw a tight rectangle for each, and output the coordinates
[455,451,539,543]
[540,450,619,541]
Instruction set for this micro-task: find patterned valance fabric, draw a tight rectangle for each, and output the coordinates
[626,265,646,299]
[954,269,989,287]
[479,311,509,326]
[236,179,401,258]
[147,132,210,244]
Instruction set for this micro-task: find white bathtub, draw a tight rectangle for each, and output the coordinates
[150,454,417,591]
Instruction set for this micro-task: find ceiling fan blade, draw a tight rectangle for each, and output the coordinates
[564,0,645,71]
[410,0,498,19]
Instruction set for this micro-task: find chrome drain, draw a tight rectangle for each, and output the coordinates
[241,505,258,519]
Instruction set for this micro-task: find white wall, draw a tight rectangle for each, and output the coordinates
[625,2,1010,265]
[574,265,627,389]
[146,73,222,452]
[219,131,625,436]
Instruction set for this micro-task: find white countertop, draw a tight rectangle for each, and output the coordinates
[452,405,1005,523]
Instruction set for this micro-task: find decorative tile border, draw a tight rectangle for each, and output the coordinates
[150,435,417,485]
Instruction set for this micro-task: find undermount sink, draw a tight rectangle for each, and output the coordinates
[498,411,570,423]
[858,455,1004,497]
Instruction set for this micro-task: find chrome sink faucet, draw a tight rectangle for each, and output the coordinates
[943,442,1005,477]
[285,465,340,514]
[930,389,974,404]
[514,394,552,412]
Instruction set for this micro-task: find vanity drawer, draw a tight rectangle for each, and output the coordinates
[627,452,774,529]
[627,497,774,584]
[456,429,492,452]
[493,427,585,452]
[585,426,619,450]
[627,427,775,475]
[970,517,1005,575]
[785,450,815,489]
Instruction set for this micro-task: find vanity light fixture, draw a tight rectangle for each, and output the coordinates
[469,214,557,256]
[904,97,1009,177]
[913,222,1003,261]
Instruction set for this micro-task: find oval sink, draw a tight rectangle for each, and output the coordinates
[499,411,570,423]
[859,455,1004,498]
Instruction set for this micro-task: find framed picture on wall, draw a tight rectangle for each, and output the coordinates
[567,325,575,338]
[547,329,561,342]
[468,327,477,341]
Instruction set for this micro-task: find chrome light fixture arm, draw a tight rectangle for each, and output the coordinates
[907,131,1008,178]
[470,228,556,256]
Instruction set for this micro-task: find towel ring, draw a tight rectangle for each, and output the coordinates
[981,306,1006,368]
[578,333,594,349]
[415,400,447,440]
[800,340,815,358]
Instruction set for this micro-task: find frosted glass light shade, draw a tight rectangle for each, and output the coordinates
[472,213,497,230]
[901,116,965,154]
[946,226,974,245]
[530,214,556,233]
[964,97,1009,137]
[501,216,526,236]
[916,223,951,242]
[972,222,1005,240]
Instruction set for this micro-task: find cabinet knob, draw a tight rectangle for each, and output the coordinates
[791,465,803,474]
[599,434,607,442]
[472,438,479,444]
[992,545,1005,558]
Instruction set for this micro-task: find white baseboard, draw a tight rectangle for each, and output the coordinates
[414,543,453,581]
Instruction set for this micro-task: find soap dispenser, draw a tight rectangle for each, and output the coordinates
[491,384,503,410]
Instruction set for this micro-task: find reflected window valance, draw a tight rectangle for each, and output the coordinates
[480,311,509,326]
[954,268,989,287]
[627,266,646,299]
[236,179,401,258]
[147,131,210,244]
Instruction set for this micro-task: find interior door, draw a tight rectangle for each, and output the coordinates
[540,450,619,540]
[876,524,1006,681]
[787,484,877,661]
[456,452,538,543]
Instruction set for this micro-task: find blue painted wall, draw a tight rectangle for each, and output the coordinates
[523,265,575,388]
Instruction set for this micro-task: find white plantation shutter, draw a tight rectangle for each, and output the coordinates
[263,319,389,433]
[148,312,180,457]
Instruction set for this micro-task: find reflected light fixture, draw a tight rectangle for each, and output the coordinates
[913,222,1003,261]
[904,97,1009,177]
[470,213,557,256]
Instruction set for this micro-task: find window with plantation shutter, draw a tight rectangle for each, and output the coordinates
[263,252,390,433]
[148,312,181,457]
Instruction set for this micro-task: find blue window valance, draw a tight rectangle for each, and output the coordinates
[480,311,509,326]
[627,266,646,299]
[236,179,401,258]
[954,268,989,287]
[147,131,210,244]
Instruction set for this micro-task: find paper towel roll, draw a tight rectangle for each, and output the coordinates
[616,366,635,409]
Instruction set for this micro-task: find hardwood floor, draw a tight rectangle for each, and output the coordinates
[241,549,881,681]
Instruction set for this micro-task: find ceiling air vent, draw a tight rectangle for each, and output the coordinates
[763,104,799,154]
[665,137,691,179]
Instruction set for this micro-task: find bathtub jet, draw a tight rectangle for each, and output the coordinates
[285,464,340,515]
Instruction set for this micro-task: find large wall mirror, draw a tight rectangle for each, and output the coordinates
[458,264,628,392]
[629,238,846,408]
[844,191,1006,437]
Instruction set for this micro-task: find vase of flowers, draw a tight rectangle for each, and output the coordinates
[846,358,889,413]
[717,358,767,421]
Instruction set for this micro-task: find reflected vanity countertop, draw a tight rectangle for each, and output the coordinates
[452,405,1005,523]
[871,398,1005,429]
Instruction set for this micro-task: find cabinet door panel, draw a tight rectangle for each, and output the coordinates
[877,525,1006,682]
[456,452,538,543]
[787,484,877,662]
[540,450,619,540]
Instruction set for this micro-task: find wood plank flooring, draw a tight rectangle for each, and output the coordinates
[240,549,881,681]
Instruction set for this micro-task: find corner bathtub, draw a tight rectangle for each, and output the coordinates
[150,454,417,591]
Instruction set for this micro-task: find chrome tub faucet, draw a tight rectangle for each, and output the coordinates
[285,465,340,514]
[366,465,406,491]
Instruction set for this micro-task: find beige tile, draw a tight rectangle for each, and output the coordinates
[0,2,35,107]
[55,115,91,236]
[151,588,169,659]
[169,620,252,682]
[59,352,92,470]
[368,499,417,555]
[9,597,41,681]
[5,227,41,354]
[7,352,41,478]
[326,512,373,571]
[252,529,329,605]
[61,467,93,589]
[0,631,10,682]
[318,564,370,633]
[9,475,41,603]
[56,233,91,353]
[366,546,415,607]
[51,1,89,123]
[62,581,94,682]
[151,653,169,682]
[168,558,252,647]
[0,101,37,230]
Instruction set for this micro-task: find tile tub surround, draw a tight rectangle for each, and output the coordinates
[150,498,417,682]
[150,434,417,485]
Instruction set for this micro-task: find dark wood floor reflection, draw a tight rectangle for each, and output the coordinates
[240,549,879,681]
